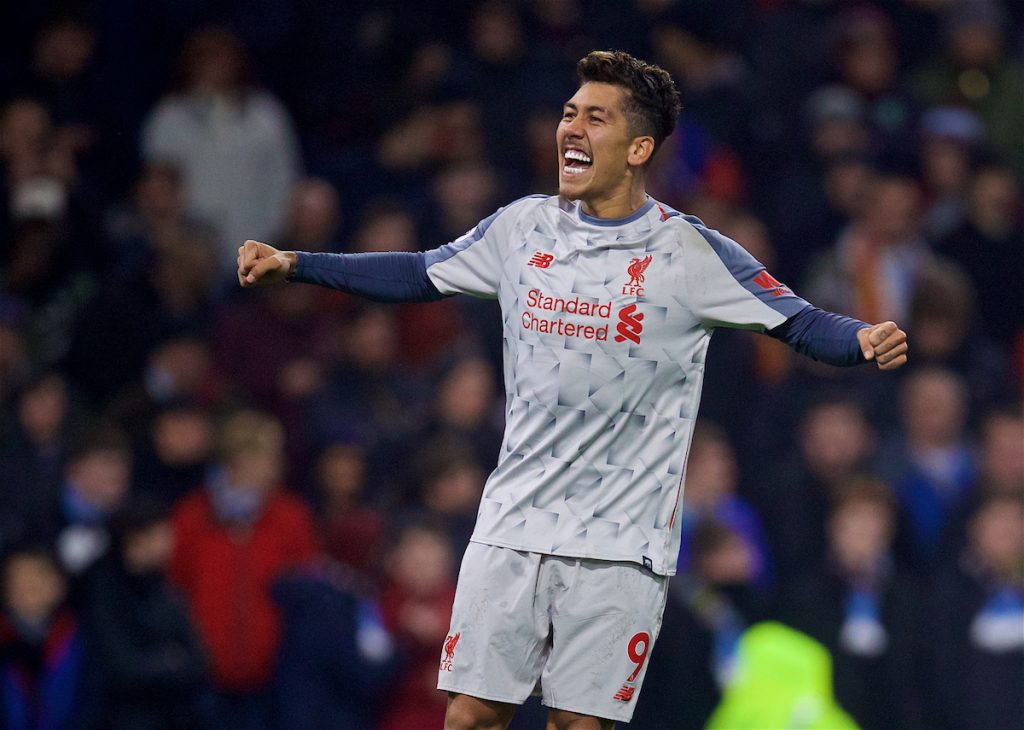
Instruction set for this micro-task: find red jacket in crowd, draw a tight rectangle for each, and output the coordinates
[169,488,318,692]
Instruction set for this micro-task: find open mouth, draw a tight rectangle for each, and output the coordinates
[562,148,592,177]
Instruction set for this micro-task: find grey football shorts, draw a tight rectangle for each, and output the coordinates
[436,541,668,722]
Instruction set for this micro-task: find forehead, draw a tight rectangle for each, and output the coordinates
[566,81,628,113]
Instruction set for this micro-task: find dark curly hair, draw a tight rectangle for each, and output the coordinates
[576,50,682,160]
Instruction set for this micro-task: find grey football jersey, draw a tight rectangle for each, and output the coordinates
[424,195,808,575]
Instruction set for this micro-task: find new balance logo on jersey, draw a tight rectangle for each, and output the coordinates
[622,255,653,296]
[753,271,789,297]
[439,632,460,672]
[527,251,555,268]
[614,304,644,344]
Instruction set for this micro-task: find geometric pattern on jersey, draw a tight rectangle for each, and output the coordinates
[426,195,808,575]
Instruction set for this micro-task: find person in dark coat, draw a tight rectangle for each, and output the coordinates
[271,558,400,729]
[926,493,1024,730]
[86,496,210,729]
[777,476,926,729]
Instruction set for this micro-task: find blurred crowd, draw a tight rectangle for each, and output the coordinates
[0,1,1021,728]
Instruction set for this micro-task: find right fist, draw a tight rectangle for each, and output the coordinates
[237,240,296,287]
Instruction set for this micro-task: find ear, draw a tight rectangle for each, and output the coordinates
[627,136,655,167]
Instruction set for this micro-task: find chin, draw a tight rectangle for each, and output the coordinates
[558,178,587,199]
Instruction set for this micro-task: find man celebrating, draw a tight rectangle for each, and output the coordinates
[238,51,907,730]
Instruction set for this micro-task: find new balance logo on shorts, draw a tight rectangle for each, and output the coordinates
[440,632,460,672]
[613,685,636,702]
[527,251,554,268]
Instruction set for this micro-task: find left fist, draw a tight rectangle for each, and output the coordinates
[857,321,908,371]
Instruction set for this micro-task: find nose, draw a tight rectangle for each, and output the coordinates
[561,115,584,140]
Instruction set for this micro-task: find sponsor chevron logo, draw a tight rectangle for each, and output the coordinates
[614,304,644,344]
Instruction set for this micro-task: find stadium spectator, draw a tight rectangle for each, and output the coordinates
[413,355,504,472]
[103,161,216,278]
[918,107,984,240]
[886,367,977,571]
[926,493,1024,729]
[276,177,342,253]
[0,372,78,528]
[426,162,501,246]
[914,0,1024,175]
[66,242,219,406]
[440,0,562,179]
[803,171,932,325]
[0,301,30,405]
[378,521,456,730]
[271,558,399,729]
[676,422,772,586]
[412,439,488,556]
[767,84,875,278]
[778,477,924,729]
[315,440,385,576]
[976,409,1024,496]
[169,410,317,729]
[140,27,301,280]
[214,274,343,410]
[131,401,213,506]
[0,97,100,363]
[44,425,132,598]
[827,6,918,159]
[306,305,426,456]
[0,545,101,729]
[763,399,878,582]
[16,12,101,154]
[648,6,756,158]
[106,336,223,431]
[87,496,210,729]
[905,259,1011,411]
[633,520,767,730]
[936,158,1023,351]
[938,406,1024,558]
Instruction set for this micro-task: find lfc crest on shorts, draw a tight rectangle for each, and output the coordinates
[622,255,652,296]
[440,632,461,672]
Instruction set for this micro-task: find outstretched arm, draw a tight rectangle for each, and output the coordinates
[237,240,444,303]
[768,305,908,370]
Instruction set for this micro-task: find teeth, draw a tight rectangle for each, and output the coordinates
[564,149,592,163]
[563,164,587,176]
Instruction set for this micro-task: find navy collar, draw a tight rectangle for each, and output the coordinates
[577,197,655,226]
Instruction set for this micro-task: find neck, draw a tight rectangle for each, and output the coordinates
[580,175,647,219]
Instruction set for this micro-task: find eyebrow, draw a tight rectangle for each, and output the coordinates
[563,102,611,115]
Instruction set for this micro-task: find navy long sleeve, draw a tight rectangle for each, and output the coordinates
[292,252,868,365]
[768,305,868,366]
[291,251,445,303]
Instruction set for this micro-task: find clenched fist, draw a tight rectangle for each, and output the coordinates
[856,321,908,371]
[237,240,298,287]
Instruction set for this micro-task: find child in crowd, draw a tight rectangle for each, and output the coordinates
[378,522,457,730]
[0,546,100,729]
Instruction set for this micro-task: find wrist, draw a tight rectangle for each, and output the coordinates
[283,251,298,278]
